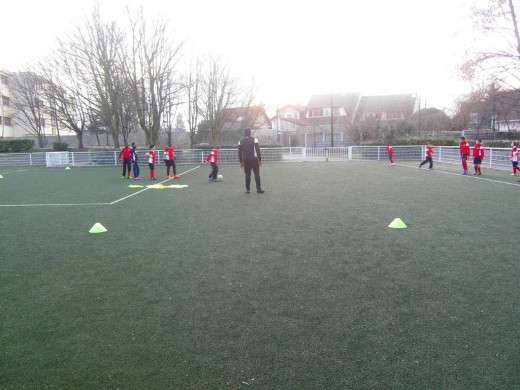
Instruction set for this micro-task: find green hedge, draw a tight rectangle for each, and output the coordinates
[0,139,34,152]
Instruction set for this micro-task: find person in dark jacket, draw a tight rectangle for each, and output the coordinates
[238,128,264,194]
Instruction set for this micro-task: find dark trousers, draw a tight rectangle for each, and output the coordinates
[209,162,218,180]
[122,158,131,176]
[243,159,261,190]
[420,157,433,169]
[165,159,176,176]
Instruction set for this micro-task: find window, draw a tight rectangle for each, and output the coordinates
[0,75,8,85]
[2,96,9,106]
[2,116,12,126]
[387,112,401,120]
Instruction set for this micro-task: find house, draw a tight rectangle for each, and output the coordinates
[271,105,307,134]
[221,106,274,137]
[355,93,419,122]
[0,69,15,137]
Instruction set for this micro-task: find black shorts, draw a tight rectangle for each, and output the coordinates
[461,154,468,160]
[148,163,155,169]
[473,156,482,165]
[513,161,519,167]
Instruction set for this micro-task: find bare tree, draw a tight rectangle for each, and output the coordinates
[9,71,49,147]
[40,49,92,149]
[125,7,183,146]
[462,0,520,87]
[184,57,202,148]
[68,5,128,148]
[198,56,242,145]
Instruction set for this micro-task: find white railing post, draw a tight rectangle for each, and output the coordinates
[348,146,353,161]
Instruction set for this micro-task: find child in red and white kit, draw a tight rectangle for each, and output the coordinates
[511,141,520,176]
[145,145,157,180]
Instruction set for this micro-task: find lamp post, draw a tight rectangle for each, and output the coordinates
[330,92,334,147]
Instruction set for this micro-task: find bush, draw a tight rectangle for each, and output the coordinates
[0,139,34,152]
[52,142,69,151]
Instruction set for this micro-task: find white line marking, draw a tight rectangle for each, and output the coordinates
[398,163,520,187]
[0,166,201,207]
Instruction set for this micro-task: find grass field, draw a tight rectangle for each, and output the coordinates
[1,161,520,389]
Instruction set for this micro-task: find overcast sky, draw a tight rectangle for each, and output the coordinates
[2,0,475,114]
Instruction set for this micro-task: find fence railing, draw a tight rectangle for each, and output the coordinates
[0,146,514,172]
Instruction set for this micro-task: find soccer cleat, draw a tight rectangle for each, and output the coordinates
[173,175,180,179]
[126,176,131,179]
[473,172,477,175]
[257,189,265,194]
[510,173,517,176]
[390,163,395,166]
[121,175,126,179]
[245,189,250,194]
[166,176,171,179]
[478,172,481,175]
[134,176,141,180]
[151,177,157,180]
[462,171,467,175]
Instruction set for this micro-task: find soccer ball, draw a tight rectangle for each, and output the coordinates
[216,174,223,181]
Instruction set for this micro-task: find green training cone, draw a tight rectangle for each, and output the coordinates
[89,222,107,234]
[388,218,407,229]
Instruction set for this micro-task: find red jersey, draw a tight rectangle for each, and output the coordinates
[459,141,470,156]
[385,144,393,155]
[206,149,219,164]
[164,146,174,160]
[146,150,156,164]
[512,146,518,162]
[425,145,433,158]
[473,144,484,159]
[118,145,131,159]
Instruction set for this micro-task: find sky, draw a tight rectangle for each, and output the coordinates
[2,0,475,116]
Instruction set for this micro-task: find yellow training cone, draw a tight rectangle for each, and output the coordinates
[0,175,3,179]
[65,166,71,170]
[89,222,107,233]
[388,218,407,229]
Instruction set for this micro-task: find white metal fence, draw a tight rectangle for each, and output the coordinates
[0,146,514,172]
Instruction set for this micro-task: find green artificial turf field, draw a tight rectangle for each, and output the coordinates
[1,161,519,389]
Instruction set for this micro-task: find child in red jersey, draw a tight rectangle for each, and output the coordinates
[472,139,484,175]
[459,136,470,175]
[164,142,179,179]
[145,145,157,180]
[511,141,520,176]
[385,142,395,165]
[118,143,132,179]
[205,145,221,182]
[419,142,434,169]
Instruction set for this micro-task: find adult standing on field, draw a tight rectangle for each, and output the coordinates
[238,127,264,194]
[164,142,179,179]
[459,136,470,175]
[118,143,132,179]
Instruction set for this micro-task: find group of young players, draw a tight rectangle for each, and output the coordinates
[117,142,180,181]
[386,137,520,176]
[116,127,265,193]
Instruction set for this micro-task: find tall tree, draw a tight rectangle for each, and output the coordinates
[9,71,49,148]
[198,56,242,145]
[125,7,183,145]
[184,56,202,148]
[69,5,128,148]
[462,0,520,88]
